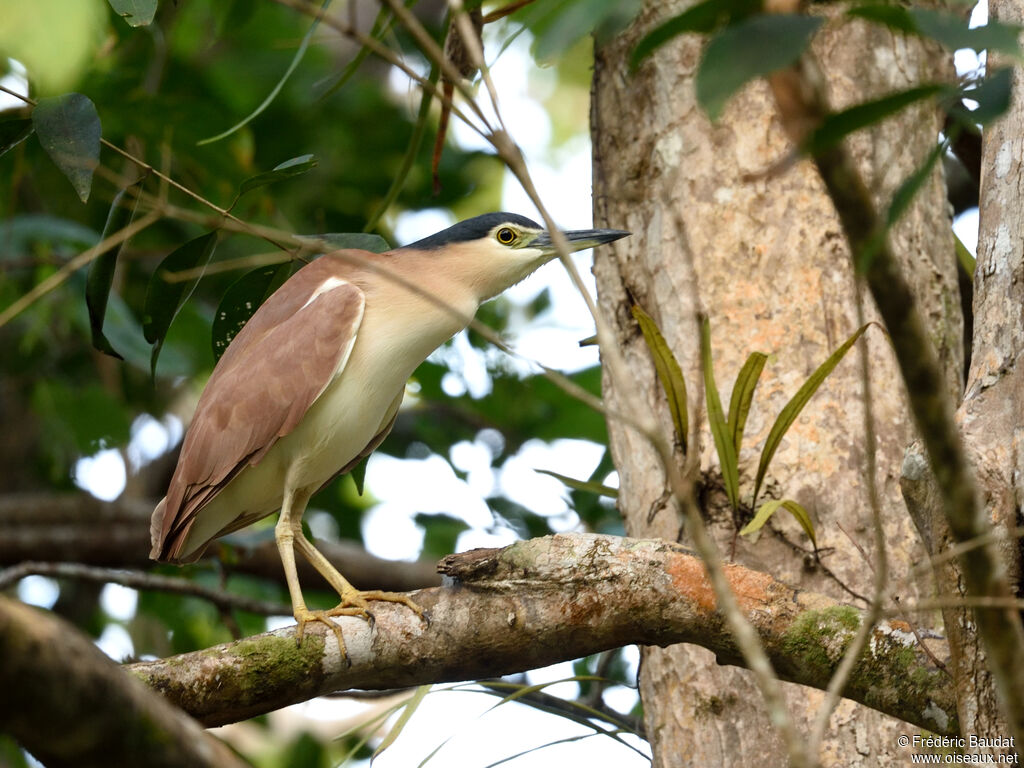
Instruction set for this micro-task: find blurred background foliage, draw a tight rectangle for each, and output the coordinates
[0,0,643,765]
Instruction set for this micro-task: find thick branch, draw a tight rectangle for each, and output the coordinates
[129,533,955,734]
[0,596,246,768]
[0,492,439,592]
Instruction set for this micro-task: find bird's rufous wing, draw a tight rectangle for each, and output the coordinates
[150,255,365,561]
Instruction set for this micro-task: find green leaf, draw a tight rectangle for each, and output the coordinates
[631,0,729,66]
[85,182,143,359]
[535,468,619,498]
[300,232,392,254]
[107,0,157,26]
[697,14,824,120]
[236,154,318,197]
[702,317,740,511]
[143,231,219,377]
[211,261,295,361]
[958,68,1013,125]
[198,0,331,145]
[0,117,34,158]
[752,324,871,506]
[632,304,689,452]
[886,140,946,231]
[32,93,102,203]
[519,0,644,63]
[739,498,816,545]
[909,9,1021,55]
[849,5,1021,54]
[806,84,947,155]
[727,351,767,457]
[0,214,98,261]
[846,4,917,34]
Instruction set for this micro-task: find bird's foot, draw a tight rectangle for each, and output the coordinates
[293,605,368,653]
[293,592,423,659]
[338,588,424,619]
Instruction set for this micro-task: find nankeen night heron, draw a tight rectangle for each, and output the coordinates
[150,212,629,649]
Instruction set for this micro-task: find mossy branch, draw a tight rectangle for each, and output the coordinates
[127,533,956,735]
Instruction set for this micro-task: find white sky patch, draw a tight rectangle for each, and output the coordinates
[362,685,650,768]
[126,413,182,471]
[100,583,139,622]
[0,59,28,110]
[954,208,979,256]
[450,438,497,498]
[526,659,583,699]
[74,448,126,501]
[96,624,134,661]
[499,439,605,518]
[17,575,59,609]
[393,207,455,246]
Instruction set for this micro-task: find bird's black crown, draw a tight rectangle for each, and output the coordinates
[403,212,542,250]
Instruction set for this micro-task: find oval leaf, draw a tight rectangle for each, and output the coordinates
[33,93,101,203]
[144,231,219,376]
[631,0,728,66]
[237,154,318,196]
[957,68,1013,126]
[632,304,688,452]
[702,317,740,511]
[697,14,824,120]
[806,84,948,156]
[909,8,1021,55]
[728,351,767,457]
[107,0,157,27]
[86,182,144,359]
[752,323,871,506]
[211,261,295,361]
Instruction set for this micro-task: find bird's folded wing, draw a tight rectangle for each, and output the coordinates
[152,257,365,558]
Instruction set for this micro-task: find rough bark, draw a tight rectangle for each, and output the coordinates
[126,533,954,732]
[591,3,962,765]
[951,0,1024,738]
[0,596,247,768]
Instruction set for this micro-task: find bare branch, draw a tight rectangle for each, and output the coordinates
[0,492,440,593]
[0,562,293,616]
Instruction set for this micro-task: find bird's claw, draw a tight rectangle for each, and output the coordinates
[292,591,423,661]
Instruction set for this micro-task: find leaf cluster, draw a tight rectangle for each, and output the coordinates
[632,305,874,547]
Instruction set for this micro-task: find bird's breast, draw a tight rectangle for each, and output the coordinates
[275,289,476,488]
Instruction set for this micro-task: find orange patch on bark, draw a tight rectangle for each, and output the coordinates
[665,552,775,614]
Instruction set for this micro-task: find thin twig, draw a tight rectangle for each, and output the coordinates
[807,288,888,756]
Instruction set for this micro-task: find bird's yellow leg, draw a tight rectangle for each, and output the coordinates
[291,530,424,619]
[275,486,363,650]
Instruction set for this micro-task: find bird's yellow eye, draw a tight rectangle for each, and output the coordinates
[496,227,516,245]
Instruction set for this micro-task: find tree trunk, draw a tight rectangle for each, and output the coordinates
[591,3,962,765]
[947,0,1024,740]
